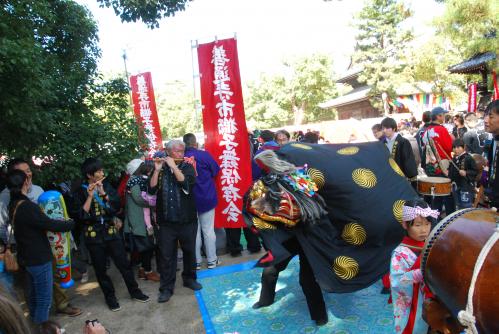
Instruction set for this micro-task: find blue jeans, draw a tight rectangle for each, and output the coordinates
[26,261,53,324]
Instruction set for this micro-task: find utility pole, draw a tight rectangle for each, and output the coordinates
[122,49,133,106]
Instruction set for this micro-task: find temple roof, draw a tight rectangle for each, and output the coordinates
[448,52,496,74]
[336,67,363,84]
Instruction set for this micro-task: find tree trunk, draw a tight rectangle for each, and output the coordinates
[293,102,306,126]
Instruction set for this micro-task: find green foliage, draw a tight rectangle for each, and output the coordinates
[156,81,200,139]
[0,1,140,186]
[435,0,498,58]
[245,75,290,129]
[411,36,467,104]
[96,0,192,29]
[352,0,414,109]
[245,54,337,128]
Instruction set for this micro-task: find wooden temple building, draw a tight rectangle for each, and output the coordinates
[320,68,449,120]
[448,51,497,111]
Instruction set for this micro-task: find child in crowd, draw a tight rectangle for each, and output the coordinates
[446,138,478,211]
[390,199,438,334]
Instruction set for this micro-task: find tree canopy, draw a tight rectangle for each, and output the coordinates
[352,0,414,110]
[245,54,337,128]
[435,0,498,58]
[156,80,200,139]
[96,0,192,28]
[0,0,140,185]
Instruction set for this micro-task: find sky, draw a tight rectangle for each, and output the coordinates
[76,0,444,88]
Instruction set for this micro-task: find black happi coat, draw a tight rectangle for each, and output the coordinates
[448,153,478,192]
[71,183,120,245]
[385,134,418,179]
[244,141,417,293]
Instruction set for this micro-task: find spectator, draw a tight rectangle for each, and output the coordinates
[452,114,467,139]
[150,140,202,303]
[484,100,499,209]
[303,132,319,144]
[293,130,304,142]
[124,159,160,282]
[445,138,478,211]
[381,117,418,182]
[72,158,149,311]
[183,133,221,270]
[415,111,432,169]
[7,170,75,324]
[0,290,32,334]
[275,129,291,146]
[421,107,454,215]
[443,114,454,135]
[463,113,489,154]
[371,124,385,141]
[0,159,82,317]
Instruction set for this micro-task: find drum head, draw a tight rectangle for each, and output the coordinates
[418,176,451,183]
[421,208,481,279]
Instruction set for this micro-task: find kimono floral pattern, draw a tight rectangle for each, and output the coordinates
[390,245,428,334]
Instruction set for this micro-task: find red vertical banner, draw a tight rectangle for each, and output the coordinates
[197,38,251,228]
[492,70,499,101]
[130,72,163,158]
[468,82,477,113]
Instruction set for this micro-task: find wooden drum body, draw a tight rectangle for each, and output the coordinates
[417,176,451,196]
[422,209,499,334]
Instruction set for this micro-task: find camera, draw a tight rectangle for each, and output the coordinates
[85,319,99,326]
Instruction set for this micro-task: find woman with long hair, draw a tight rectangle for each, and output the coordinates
[7,170,75,325]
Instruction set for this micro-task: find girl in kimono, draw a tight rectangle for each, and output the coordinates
[390,199,438,334]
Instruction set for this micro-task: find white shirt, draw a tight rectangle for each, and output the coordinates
[385,132,399,153]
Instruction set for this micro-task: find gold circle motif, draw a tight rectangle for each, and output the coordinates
[389,158,404,177]
[88,226,93,231]
[307,168,325,189]
[291,143,312,150]
[393,200,405,223]
[252,217,276,230]
[352,168,377,188]
[333,256,359,280]
[90,231,97,238]
[337,146,359,155]
[341,223,367,245]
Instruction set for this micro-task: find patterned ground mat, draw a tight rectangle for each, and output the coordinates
[195,258,394,334]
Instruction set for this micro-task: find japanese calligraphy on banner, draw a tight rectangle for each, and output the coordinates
[130,72,163,158]
[197,38,252,228]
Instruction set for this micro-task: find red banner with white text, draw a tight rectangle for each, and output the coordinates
[493,70,499,101]
[468,82,477,113]
[197,38,251,228]
[130,72,163,158]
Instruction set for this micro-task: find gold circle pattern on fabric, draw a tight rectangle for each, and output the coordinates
[337,146,359,155]
[393,199,405,223]
[341,223,367,245]
[307,168,325,189]
[333,256,359,280]
[290,143,312,150]
[352,168,377,188]
[252,216,277,230]
[389,158,405,177]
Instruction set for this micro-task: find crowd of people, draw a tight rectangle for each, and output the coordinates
[0,99,498,333]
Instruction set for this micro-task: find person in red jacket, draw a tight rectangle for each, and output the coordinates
[421,107,454,216]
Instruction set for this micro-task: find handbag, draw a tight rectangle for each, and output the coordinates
[5,200,24,272]
[125,233,154,253]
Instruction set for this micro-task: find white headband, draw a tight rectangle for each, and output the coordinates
[402,205,439,222]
